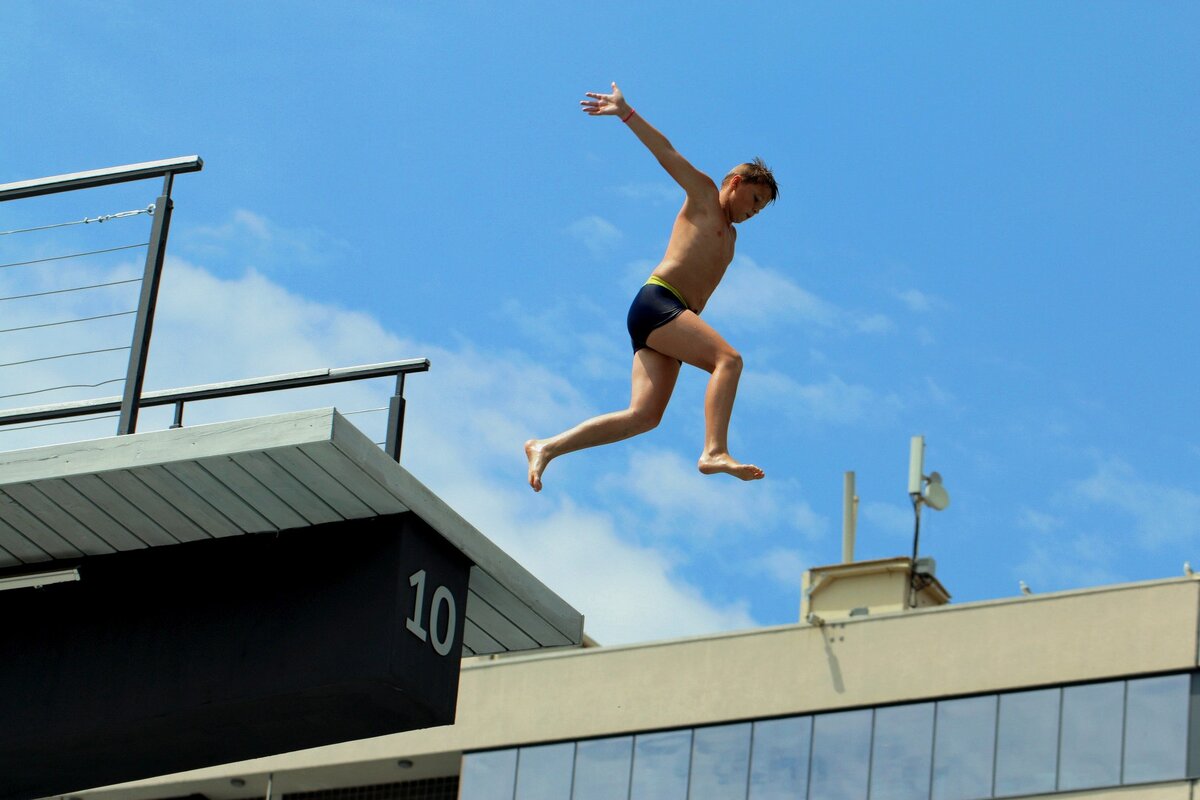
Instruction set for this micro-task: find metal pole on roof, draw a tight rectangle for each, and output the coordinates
[116,172,175,435]
[842,471,857,563]
[384,372,407,462]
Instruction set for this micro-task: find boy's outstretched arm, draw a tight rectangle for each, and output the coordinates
[581,82,714,198]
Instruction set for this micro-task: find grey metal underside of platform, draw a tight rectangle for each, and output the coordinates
[0,408,582,656]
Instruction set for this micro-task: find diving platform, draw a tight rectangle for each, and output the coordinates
[0,408,583,800]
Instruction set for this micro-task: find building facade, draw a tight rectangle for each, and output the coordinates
[82,565,1200,800]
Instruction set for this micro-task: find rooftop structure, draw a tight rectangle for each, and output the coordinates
[0,157,582,799]
[0,409,583,799]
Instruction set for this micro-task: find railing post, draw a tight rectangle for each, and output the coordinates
[116,173,175,436]
[384,373,407,462]
[169,401,185,430]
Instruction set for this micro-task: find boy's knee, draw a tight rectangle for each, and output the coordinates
[717,349,743,374]
[630,405,665,433]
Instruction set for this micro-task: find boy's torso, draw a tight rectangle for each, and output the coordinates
[651,193,735,314]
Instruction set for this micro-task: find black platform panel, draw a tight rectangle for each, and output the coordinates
[0,512,469,800]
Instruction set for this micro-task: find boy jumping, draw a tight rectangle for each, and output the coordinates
[525,82,778,492]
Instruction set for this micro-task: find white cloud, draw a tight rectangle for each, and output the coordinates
[708,256,897,339]
[861,500,913,539]
[621,257,660,287]
[567,215,622,259]
[1013,532,1122,593]
[923,376,955,407]
[750,546,813,589]
[791,501,830,542]
[441,491,756,643]
[607,446,819,541]
[1006,457,1200,595]
[897,288,935,313]
[743,370,903,426]
[854,313,894,334]
[575,332,629,382]
[707,256,839,329]
[1018,507,1063,534]
[179,208,351,272]
[498,299,626,382]
[615,182,680,205]
[227,209,271,240]
[1070,457,1200,549]
[593,445,827,615]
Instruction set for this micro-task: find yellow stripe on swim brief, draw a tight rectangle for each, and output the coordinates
[645,275,689,309]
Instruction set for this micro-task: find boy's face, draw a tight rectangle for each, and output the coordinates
[728,176,772,224]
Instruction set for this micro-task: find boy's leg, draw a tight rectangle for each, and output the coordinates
[645,311,764,481]
[525,348,681,491]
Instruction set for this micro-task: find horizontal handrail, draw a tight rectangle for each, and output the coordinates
[0,156,204,202]
[0,358,430,427]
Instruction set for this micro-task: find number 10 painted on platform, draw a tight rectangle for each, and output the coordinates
[406,569,457,656]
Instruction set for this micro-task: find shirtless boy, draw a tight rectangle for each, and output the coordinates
[525,82,778,492]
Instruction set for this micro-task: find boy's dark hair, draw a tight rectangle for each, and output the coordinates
[722,157,779,203]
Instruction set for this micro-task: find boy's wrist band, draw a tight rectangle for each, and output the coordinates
[621,108,636,123]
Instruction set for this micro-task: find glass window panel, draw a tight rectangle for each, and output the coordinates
[1060,681,1124,790]
[810,708,873,800]
[749,716,812,800]
[573,736,633,800]
[932,695,996,800]
[630,729,692,800]
[869,703,934,800]
[690,723,752,800]
[462,749,518,800]
[1124,674,1190,783]
[994,688,1059,796]
[516,742,575,800]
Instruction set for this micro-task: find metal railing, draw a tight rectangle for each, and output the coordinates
[0,358,430,462]
[0,156,203,436]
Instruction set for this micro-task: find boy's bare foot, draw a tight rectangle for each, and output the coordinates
[525,439,552,492]
[697,452,765,481]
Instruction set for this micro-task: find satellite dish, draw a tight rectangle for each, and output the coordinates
[922,472,951,511]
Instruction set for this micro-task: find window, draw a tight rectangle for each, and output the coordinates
[869,703,934,800]
[994,688,1059,796]
[515,742,575,800]
[572,736,633,800]
[1059,681,1124,790]
[460,749,517,800]
[932,696,995,800]
[630,729,692,800]
[690,723,752,800]
[810,709,872,800]
[1123,673,1190,783]
[748,716,812,800]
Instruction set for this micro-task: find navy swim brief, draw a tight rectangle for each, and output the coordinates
[627,282,687,352]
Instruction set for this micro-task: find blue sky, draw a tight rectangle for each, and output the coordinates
[2,2,1198,643]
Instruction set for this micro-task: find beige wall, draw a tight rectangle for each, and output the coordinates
[85,577,1200,799]
[414,577,1200,753]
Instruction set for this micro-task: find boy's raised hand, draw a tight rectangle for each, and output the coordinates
[580,82,629,117]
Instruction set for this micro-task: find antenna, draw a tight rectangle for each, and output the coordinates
[907,435,925,497]
[907,435,951,607]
